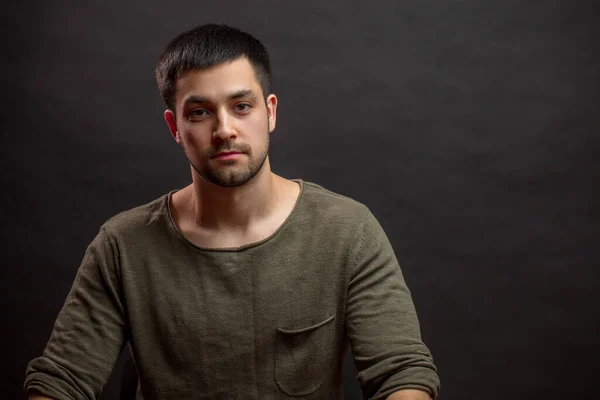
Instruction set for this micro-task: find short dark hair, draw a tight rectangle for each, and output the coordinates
[155,24,272,111]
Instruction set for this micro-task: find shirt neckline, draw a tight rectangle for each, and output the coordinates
[165,179,305,253]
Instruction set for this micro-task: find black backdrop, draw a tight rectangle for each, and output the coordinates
[2,1,599,399]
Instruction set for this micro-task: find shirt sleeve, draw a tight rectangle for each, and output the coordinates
[24,225,128,400]
[346,208,440,400]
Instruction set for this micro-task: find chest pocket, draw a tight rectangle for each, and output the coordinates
[275,314,336,396]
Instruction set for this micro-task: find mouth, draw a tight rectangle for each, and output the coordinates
[212,151,244,160]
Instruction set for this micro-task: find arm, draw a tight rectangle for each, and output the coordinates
[387,389,433,400]
[346,208,440,400]
[28,390,56,400]
[24,226,128,399]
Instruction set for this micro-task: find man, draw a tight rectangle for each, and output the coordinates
[24,24,440,399]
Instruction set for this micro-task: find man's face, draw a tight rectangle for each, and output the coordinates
[165,57,277,187]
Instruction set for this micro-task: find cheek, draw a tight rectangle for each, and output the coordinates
[180,133,211,159]
[245,113,269,133]
[181,130,206,147]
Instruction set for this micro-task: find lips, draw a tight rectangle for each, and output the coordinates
[212,151,244,159]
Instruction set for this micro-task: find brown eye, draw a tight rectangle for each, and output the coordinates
[191,109,208,116]
[234,103,251,112]
[188,109,210,121]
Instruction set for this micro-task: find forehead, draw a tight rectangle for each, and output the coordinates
[175,57,262,105]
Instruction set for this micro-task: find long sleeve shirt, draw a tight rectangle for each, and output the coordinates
[24,180,440,399]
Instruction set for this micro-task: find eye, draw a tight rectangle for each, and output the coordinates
[234,103,251,113]
[188,108,210,121]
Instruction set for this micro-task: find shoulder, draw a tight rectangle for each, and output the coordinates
[100,192,172,238]
[298,180,371,228]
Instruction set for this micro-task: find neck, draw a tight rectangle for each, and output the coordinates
[187,158,279,231]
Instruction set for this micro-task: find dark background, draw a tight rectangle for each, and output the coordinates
[2,1,599,399]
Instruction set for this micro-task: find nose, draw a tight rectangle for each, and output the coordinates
[213,109,237,141]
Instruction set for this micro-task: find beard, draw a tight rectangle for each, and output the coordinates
[186,134,270,188]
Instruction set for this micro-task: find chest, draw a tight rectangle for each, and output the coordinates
[123,248,347,348]
[121,241,351,397]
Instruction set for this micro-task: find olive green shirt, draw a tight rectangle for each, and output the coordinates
[24,180,440,399]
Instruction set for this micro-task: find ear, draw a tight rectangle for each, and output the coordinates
[266,94,278,133]
[164,109,181,144]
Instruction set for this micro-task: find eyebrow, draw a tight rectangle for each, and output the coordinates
[183,89,256,107]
